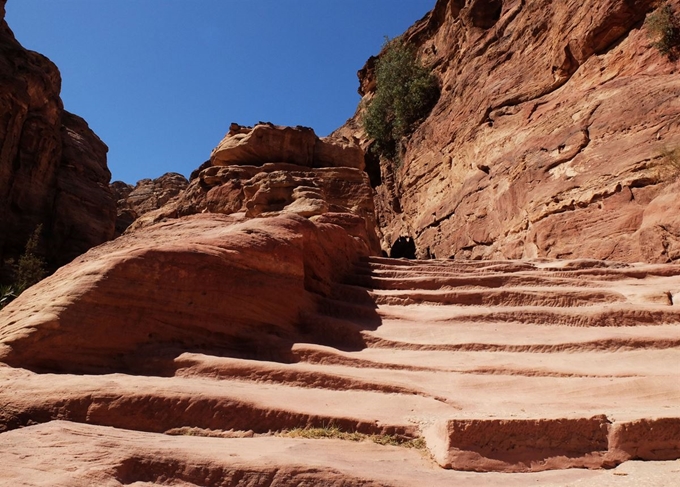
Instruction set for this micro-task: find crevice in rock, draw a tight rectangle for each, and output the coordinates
[469,0,503,29]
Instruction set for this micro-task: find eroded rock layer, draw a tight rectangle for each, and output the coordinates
[111,172,189,236]
[1,256,680,483]
[337,0,680,263]
[0,1,115,266]
[131,123,381,254]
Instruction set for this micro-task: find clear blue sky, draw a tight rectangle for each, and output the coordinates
[5,1,434,184]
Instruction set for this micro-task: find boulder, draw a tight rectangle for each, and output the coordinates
[211,122,365,170]
[0,213,368,373]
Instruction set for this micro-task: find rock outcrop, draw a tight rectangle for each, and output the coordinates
[0,121,381,372]
[212,122,365,170]
[111,172,188,236]
[4,1,680,484]
[336,0,680,263]
[0,213,371,373]
[132,123,381,253]
[0,0,115,267]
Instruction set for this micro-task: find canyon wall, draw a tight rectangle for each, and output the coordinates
[337,0,680,263]
[0,0,115,268]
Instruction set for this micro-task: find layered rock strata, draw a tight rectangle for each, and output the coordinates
[0,213,371,373]
[111,172,188,236]
[337,0,680,263]
[0,0,115,267]
[2,256,680,482]
[0,121,381,372]
[212,122,365,170]
[132,123,380,254]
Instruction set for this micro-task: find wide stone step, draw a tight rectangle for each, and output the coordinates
[423,415,680,472]
[8,421,680,486]
[367,287,627,307]
[362,321,680,352]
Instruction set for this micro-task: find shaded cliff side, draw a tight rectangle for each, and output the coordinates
[337,0,680,263]
[0,0,115,269]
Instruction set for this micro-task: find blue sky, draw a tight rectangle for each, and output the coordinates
[6,1,434,184]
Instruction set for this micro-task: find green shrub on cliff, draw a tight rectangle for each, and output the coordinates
[647,2,680,59]
[362,38,439,163]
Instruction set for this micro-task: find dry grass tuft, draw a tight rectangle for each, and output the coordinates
[278,424,426,450]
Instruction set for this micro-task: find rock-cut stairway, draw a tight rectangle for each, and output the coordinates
[3,256,680,485]
[308,256,680,472]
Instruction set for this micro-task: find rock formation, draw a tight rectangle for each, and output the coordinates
[0,120,379,372]
[0,0,115,267]
[336,0,680,263]
[3,0,680,484]
[131,123,381,253]
[111,172,188,236]
[212,122,365,170]
[3,251,680,482]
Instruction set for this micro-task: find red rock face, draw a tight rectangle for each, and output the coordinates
[212,122,365,170]
[337,0,680,263]
[132,124,381,255]
[0,1,115,267]
[111,172,189,236]
[0,213,371,373]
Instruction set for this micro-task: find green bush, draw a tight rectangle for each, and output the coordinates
[647,3,680,59]
[362,38,439,163]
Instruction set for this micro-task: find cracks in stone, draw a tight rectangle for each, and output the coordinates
[414,182,489,238]
[544,126,590,174]
[530,185,622,224]
[529,170,661,227]
[468,0,526,59]
[543,108,598,175]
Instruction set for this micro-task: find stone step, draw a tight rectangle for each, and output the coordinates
[367,287,627,307]
[423,415,680,472]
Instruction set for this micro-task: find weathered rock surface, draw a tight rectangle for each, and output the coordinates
[4,0,680,483]
[111,172,188,236]
[133,162,381,254]
[337,0,680,263]
[212,122,365,170]
[122,122,380,251]
[2,256,680,483]
[0,0,115,267]
[0,212,370,372]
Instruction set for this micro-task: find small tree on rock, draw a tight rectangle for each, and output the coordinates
[362,37,439,164]
[15,224,47,292]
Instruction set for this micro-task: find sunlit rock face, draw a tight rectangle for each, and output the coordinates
[130,122,381,255]
[0,0,115,267]
[336,0,680,263]
[211,122,365,171]
[110,172,189,236]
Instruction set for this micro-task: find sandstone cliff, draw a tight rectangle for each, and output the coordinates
[4,120,680,481]
[337,0,680,263]
[4,3,680,484]
[111,172,189,236]
[0,0,115,269]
